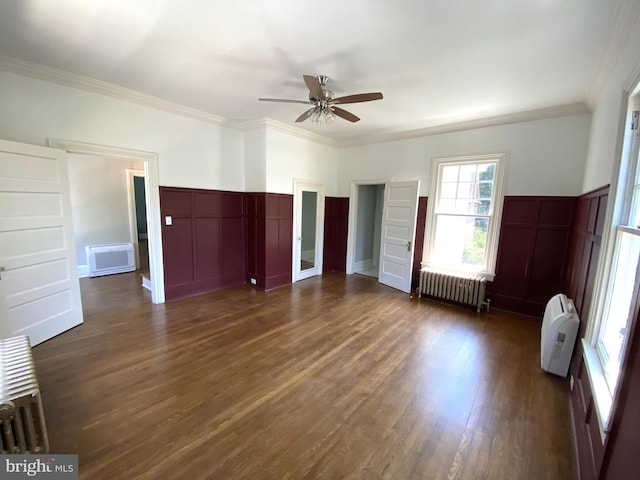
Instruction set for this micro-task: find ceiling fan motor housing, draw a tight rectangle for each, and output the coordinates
[310,75,334,103]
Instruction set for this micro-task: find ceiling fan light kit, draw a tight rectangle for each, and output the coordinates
[259,75,383,125]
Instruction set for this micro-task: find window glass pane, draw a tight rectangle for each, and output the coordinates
[478,163,496,181]
[438,199,455,212]
[432,215,488,269]
[439,182,457,200]
[478,181,493,200]
[459,164,477,181]
[441,165,459,182]
[456,181,476,200]
[598,230,640,389]
[454,199,475,213]
[463,218,489,266]
[474,199,491,215]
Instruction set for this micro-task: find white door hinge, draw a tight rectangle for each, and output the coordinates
[632,111,639,133]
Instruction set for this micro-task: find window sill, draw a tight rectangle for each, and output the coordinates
[581,339,612,444]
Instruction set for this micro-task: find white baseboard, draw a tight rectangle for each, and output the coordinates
[141,275,152,292]
[354,259,373,272]
[77,264,89,278]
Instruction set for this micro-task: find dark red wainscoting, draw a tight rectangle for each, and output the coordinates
[323,197,349,273]
[565,186,609,331]
[245,193,293,291]
[490,196,575,317]
[160,187,246,301]
[565,186,609,480]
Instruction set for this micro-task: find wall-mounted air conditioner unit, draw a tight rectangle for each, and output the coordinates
[87,243,135,277]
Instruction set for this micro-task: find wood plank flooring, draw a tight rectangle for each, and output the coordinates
[32,272,575,479]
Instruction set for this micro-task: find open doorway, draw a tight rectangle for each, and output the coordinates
[49,139,165,304]
[347,180,420,293]
[353,184,385,278]
[346,181,386,278]
[126,169,150,287]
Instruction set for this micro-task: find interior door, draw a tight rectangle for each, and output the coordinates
[0,139,83,345]
[378,180,420,293]
[293,181,325,282]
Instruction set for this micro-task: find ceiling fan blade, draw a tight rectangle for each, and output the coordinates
[258,98,310,104]
[295,108,316,123]
[331,106,360,123]
[331,92,383,104]
[303,75,323,99]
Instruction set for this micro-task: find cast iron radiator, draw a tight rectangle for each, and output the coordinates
[417,268,489,313]
[0,335,49,453]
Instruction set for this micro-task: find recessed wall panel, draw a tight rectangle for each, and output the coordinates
[0,152,59,182]
[0,192,62,217]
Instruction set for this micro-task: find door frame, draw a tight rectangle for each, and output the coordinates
[346,179,389,275]
[48,139,165,304]
[126,169,145,269]
[292,179,325,282]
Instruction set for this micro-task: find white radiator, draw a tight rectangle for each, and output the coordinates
[0,335,49,453]
[87,243,135,277]
[417,268,489,312]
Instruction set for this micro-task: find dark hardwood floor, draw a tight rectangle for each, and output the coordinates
[32,272,575,479]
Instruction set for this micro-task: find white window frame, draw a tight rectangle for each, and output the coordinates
[583,90,640,444]
[423,153,508,280]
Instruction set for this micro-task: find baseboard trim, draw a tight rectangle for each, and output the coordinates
[354,259,373,272]
[141,275,152,292]
[77,264,89,278]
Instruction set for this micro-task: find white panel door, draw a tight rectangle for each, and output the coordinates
[378,180,419,293]
[0,139,83,345]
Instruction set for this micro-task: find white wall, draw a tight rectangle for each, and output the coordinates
[355,185,377,263]
[244,127,267,191]
[0,70,594,201]
[582,14,640,193]
[265,127,339,196]
[67,154,143,267]
[337,114,592,197]
[0,71,245,192]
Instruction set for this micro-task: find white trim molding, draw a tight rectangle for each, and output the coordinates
[48,138,165,304]
[1,55,592,148]
[0,55,230,127]
[346,179,389,275]
[336,103,591,148]
[238,118,337,147]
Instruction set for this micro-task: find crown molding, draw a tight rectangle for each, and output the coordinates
[335,102,592,148]
[586,0,640,104]
[237,118,338,147]
[0,55,232,127]
[1,55,592,150]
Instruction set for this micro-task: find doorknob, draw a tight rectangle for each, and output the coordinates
[0,266,4,280]
[407,241,412,252]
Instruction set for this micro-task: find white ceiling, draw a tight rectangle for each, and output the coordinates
[0,0,631,141]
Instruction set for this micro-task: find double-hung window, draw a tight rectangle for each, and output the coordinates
[585,105,640,440]
[424,153,508,278]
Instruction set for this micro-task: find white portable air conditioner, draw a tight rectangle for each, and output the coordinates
[541,293,580,377]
